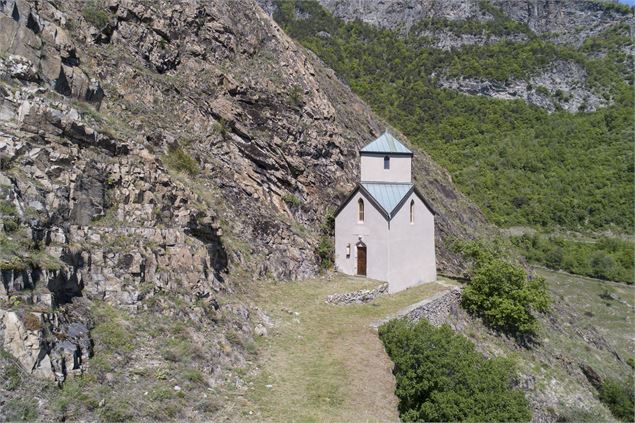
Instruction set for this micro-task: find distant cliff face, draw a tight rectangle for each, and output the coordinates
[301,0,633,113]
[317,0,633,44]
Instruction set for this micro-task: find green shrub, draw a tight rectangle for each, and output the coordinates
[463,259,550,335]
[3,363,22,391]
[317,235,334,270]
[3,398,38,422]
[379,319,531,422]
[162,147,200,176]
[91,303,134,353]
[457,241,550,336]
[245,340,258,354]
[183,368,205,384]
[161,338,195,362]
[2,217,19,232]
[288,85,304,107]
[212,118,228,138]
[599,378,635,422]
[556,406,604,422]
[0,199,17,215]
[149,386,173,401]
[97,402,133,422]
[320,209,335,236]
[82,2,110,29]
[282,194,302,207]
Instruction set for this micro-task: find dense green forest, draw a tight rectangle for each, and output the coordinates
[512,234,634,284]
[273,1,634,233]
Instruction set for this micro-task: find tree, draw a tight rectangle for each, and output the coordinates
[599,378,635,422]
[456,241,550,337]
[379,319,531,422]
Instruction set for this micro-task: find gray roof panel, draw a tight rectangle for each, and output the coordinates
[361,183,412,216]
[360,132,412,154]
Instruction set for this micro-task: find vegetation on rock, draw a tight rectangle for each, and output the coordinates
[379,318,531,422]
[598,377,635,422]
[162,147,200,176]
[82,1,110,29]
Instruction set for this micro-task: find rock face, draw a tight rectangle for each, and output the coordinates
[491,0,633,46]
[0,0,487,399]
[316,0,633,43]
[311,0,633,113]
[316,0,483,32]
[0,305,92,384]
[437,60,610,113]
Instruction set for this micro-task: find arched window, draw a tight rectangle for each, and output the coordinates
[358,198,364,223]
[409,199,415,224]
[384,156,390,170]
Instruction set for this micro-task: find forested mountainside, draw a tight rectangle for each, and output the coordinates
[263,0,634,234]
[0,0,488,419]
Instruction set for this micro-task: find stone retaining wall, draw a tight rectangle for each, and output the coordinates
[372,286,462,328]
[402,288,462,326]
[326,283,388,305]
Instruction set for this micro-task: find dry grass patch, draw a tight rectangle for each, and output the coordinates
[238,275,448,422]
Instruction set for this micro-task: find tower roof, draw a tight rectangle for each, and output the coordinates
[360,132,412,155]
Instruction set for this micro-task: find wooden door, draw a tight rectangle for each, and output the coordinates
[357,245,367,276]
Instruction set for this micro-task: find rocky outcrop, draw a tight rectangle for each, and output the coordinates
[316,0,633,45]
[0,1,104,107]
[416,29,529,51]
[491,0,633,46]
[0,303,92,384]
[0,0,489,412]
[307,0,632,113]
[437,60,610,113]
[315,0,484,33]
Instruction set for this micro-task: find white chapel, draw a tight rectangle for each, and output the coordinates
[334,132,437,293]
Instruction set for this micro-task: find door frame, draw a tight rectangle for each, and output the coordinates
[356,241,367,276]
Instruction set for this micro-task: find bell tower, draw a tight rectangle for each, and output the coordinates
[360,132,413,184]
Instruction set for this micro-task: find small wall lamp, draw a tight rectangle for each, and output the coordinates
[346,243,351,257]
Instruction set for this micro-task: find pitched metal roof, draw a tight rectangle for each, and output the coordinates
[361,183,412,216]
[360,132,412,155]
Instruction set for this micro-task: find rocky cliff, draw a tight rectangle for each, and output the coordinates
[311,0,633,112]
[316,0,632,43]
[0,0,488,419]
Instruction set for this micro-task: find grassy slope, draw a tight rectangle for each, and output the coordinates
[237,276,448,422]
[450,268,633,421]
[224,270,632,422]
[540,268,634,367]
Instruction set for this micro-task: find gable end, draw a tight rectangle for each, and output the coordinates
[334,184,391,221]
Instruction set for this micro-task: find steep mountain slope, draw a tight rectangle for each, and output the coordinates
[0,0,488,419]
[294,0,635,113]
[264,0,634,233]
